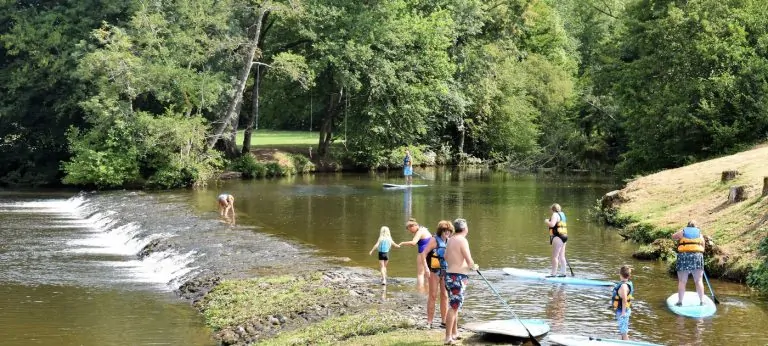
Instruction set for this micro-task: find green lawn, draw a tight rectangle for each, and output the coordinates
[235,130,319,147]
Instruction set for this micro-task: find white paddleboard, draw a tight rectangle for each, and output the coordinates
[666,292,716,318]
[503,268,614,287]
[382,183,428,188]
[548,334,662,346]
[464,319,550,338]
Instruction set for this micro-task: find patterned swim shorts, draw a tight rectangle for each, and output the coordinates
[616,309,631,335]
[444,272,469,310]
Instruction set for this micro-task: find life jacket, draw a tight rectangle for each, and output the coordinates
[378,239,391,253]
[403,154,411,166]
[548,212,567,238]
[427,236,447,270]
[611,281,634,311]
[677,227,705,253]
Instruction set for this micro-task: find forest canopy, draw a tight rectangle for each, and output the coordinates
[2,0,767,188]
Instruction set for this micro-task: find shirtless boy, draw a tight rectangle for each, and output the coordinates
[442,218,477,345]
[217,193,235,219]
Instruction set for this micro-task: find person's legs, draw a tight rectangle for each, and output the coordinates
[550,237,563,275]
[427,271,438,326]
[444,308,456,344]
[439,274,448,325]
[693,269,705,304]
[416,254,428,289]
[558,242,567,275]
[676,271,689,305]
[379,260,387,283]
[617,311,630,340]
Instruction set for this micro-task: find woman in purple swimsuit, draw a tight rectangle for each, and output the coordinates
[399,218,432,290]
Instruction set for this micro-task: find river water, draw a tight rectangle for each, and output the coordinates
[1,169,767,345]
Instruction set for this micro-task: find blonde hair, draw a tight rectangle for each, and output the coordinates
[551,203,562,212]
[406,218,419,230]
[378,226,393,241]
[620,265,632,279]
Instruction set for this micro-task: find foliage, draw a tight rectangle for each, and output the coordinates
[291,154,315,173]
[747,237,768,292]
[229,154,268,179]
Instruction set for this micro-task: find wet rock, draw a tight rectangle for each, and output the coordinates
[219,171,243,180]
[268,316,280,325]
[137,239,172,259]
[275,314,286,324]
[176,275,221,301]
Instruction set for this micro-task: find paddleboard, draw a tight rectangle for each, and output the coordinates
[464,319,550,338]
[502,268,614,287]
[382,183,428,188]
[548,334,662,346]
[666,292,716,318]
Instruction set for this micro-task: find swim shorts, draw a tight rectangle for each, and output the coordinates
[444,272,469,310]
[676,252,704,272]
[403,166,413,176]
[378,252,389,261]
[616,309,631,335]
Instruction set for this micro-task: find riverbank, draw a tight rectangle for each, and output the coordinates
[596,144,768,292]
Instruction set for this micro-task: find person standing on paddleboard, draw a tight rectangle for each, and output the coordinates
[403,150,413,185]
[672,220,706,306]
[545,203,568,277]
[398,218,432,290]
[424,220,453,329]
[443,218,478,345]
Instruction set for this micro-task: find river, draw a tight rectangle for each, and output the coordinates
[1,168,767,345]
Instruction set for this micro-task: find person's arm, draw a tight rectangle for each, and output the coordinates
[369,240,381,255]
[545,212,559,228]
[392,239,401,248]
[671,229,684,240]
[619,284,629,316]
[461,239,477,271]
[399,231,423,247]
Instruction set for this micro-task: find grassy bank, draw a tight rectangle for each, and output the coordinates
[597,144,768,291]
[194,271,504,345]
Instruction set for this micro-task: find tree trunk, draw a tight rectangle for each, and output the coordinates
[721,170,739,183]
[762,177,768,197]
[728,185,748,203]
[317,87,343,157]
[206,6,269,150]
[241,65,265,155]
[456,120,465,162]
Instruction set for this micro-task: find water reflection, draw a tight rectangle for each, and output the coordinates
[545,285,567,327]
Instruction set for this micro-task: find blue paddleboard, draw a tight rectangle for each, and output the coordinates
[382,183,428,188]
[666,292,716,318]
[548,334,662,346]
[465,319,550,338]
[503,268,614,287]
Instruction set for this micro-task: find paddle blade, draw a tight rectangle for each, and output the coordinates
[529,333,541,346]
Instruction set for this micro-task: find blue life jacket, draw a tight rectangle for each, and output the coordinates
[427,236,447,270]
[378,239,391,253]
[611,281,634,312]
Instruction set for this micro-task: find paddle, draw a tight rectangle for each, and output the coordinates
[476,270,542,346]
[702,271,720,305]
[412,171,432,181]
[564,256,575,277]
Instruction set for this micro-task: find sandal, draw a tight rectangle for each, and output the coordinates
[674,302,683,307]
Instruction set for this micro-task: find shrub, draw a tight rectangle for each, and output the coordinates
[229,155,267,179]
[291,154,315,174]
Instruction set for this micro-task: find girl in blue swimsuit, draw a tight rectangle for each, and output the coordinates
[399,218,432,290]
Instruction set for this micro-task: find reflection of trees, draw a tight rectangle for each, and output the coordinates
[403,188,412,224]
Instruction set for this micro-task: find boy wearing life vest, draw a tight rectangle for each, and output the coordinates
[611,265,634,340]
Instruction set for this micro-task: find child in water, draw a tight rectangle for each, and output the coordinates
[611,265,634,340]
[369,226,400,285]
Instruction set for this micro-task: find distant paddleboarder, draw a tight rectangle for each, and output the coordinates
[403,150,413,185]
[545,203,568,277]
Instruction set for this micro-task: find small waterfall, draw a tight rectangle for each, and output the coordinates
[0,193,200,290]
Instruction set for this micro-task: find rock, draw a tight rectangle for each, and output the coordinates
[137,239,172,260]
[176,275,221,301]
[601,190,627,209]
[219,171,243,180]
[268,316,280,325]
[220,329,239,345]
